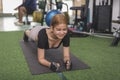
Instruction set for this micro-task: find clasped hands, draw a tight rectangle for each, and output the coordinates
[49,60,72,72]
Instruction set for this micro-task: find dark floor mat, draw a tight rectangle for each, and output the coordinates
[20,40,90,75]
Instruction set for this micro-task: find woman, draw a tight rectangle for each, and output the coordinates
[14,0,37,26]
[23,14,72,72]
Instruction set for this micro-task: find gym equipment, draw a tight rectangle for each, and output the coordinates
[111,27,120,46]
[92,0,113,32]
[55,0,63,10]
[45,10,61,26]
[38,0,46,9]
[19,40,90,75]
[69,28,113,38]
[55,0,70,24]
[33,11,43,23]
[36,0,70,26]
[70,0,90,31]
[57,72,67,80]
[23,10,36,25]
[37,0,47,25]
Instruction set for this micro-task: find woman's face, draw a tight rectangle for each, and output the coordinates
[52,24,68,39]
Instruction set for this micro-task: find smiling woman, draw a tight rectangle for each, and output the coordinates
[23,13,72,72]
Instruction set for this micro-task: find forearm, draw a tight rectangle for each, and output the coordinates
[38,57,60,72]
[38,58,51,67]
[63,47,70,62]
[37,48,51,67]
[63,47,72,70]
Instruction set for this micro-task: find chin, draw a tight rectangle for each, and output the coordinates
[58,36,64,39]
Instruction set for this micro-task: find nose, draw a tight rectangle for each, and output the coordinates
[59,30,67,34]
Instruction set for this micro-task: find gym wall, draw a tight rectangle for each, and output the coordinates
[112,0,120,20]
[0,0,3,13]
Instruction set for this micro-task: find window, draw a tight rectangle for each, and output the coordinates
[2,0,22,13]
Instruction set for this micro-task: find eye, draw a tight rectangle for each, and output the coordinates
[63,28,67,31]
[56,28,67,31]
[56,28,61,31]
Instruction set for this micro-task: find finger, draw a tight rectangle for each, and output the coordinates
[56,63,60,71]
[66,63,71,70]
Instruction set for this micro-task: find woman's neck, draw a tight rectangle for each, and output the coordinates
[47,28,59,41]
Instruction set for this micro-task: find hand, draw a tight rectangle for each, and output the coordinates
[64,60,72,70]
[50,62,60,72]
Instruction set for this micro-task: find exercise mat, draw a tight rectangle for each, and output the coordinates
[20,40,90,75]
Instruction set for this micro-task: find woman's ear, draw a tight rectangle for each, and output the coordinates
[50,26,53,33]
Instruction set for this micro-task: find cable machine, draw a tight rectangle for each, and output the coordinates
[92,0,113,33]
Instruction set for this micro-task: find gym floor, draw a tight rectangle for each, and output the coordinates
[0,16,42,32]
[0,16,120,80]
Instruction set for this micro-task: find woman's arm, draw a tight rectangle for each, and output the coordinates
[63,46,72,70]
[37,48,51,67]
[63,47,70,62]
[37,48,60,71]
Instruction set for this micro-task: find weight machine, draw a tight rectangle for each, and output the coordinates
[70,0,90,31]
[110,27,120,46]
[92,0,113,32]
[110,0,120,46]
[33,0,69,26]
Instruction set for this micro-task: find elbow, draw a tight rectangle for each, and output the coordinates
[38,58,44,65]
